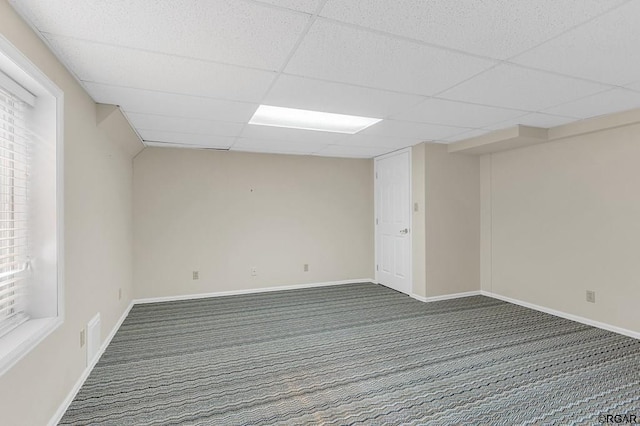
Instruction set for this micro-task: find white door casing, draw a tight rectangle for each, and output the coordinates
[375,149,412,295]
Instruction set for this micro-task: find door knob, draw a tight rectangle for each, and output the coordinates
[400,228,409,234]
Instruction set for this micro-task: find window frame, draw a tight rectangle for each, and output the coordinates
[0,35,64,376]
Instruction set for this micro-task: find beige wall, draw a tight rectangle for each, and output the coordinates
[0,2,139,425]
[133,148,374,298]
[410,143,481,298]
[481,123,640,333]
[411,144,427,297]
[424,143,480,297]
[480,155,492,292]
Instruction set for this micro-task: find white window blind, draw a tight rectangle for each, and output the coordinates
[0,84,30,338]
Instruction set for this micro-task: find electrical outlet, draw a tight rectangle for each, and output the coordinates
[118,288,122,300]
[250,267,257,277]
[304,264,309,272]
[192,271,199,280]
[414,202,419,212]
[80,329,86,348]
[586,290,596,303]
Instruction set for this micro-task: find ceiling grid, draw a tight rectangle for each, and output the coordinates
[8,0,639,157]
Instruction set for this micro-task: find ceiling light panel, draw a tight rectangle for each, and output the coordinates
[249,105,381,134]
[319,0,626,60]
[440,64,609,111]
[512,1,640,85]
[265,74,425,118]
[14,0,310,70]
[391,98,525,128]
[285,20,495,95]
[46,36,276,102]
[85,82,258,123]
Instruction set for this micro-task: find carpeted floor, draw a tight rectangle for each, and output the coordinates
[60,283,640,425]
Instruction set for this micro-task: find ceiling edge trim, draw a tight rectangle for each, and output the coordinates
[448,107,640,155]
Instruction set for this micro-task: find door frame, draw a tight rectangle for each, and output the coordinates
[374,147,413,295]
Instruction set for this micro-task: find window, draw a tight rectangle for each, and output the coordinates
[0,35,63,375]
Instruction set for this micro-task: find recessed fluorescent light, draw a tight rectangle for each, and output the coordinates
[249,105,381,134]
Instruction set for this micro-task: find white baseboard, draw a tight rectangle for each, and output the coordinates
[134,279,373,304]
[48,300,134,426]
[411,289,639,340]
[411,290,480,303]
[481,290,640,340]
[410,293,427,302]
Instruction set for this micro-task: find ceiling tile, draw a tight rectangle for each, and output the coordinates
[390,98,525,128]
[15,0,309,70]
[252,0,320,13]
[84,82,258,123]
[285,20,495,95]
[512,1,640,85]
[138,129,235,148]
[361,119,470,141]
[486,112,576,130]
[232,137,328,154]
[440,64,608,111]
[143,141,226,150]
[314,144,392,158]
[46,36,275,102]
[127,113,244,137]
[343,134,423,149]
[240,124,349,144]
[265,74,425,118]
[12,0,633,159]
[442,129,492,142]
[320,0,625,60]
[542,89,640,120]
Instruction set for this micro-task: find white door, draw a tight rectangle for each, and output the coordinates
[375,149,411,295]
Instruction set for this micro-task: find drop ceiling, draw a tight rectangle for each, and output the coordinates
[9,0,640,158]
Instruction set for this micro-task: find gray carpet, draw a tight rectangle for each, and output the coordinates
[60,283,640,425]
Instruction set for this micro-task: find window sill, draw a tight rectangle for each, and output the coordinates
[0,317,62,376]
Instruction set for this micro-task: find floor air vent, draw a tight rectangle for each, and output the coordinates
[87,313,101,366]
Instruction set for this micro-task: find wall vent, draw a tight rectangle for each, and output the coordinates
[87,313,101,366]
